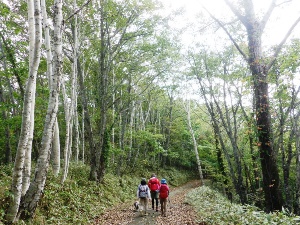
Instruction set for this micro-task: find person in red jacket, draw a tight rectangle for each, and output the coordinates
[148,173,161,211]
[159,178,170,217]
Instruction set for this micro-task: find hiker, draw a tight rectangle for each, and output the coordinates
[159,178,170,217]
[148,173,161,211]
[137,178,151,216]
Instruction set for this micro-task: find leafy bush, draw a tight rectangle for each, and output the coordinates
[186,186,300,225]
[0,163,193,224]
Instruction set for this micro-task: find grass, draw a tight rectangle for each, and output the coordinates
[2,163,300,224]
[0,163,195,224]
[185,185,300,225]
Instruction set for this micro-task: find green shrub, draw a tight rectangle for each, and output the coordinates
[186,186,300,225]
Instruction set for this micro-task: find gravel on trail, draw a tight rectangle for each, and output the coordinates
[94,180,202,225]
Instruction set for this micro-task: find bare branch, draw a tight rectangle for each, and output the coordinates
[202,5,248,62]
[65,0,92,22]
[224,0,248,26]
[266,16,300,72]
[276,0,292,7]
[260,0,277,32]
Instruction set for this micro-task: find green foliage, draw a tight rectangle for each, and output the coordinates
[157,167,196,187]
[0,165,13,222]
[0,163,194,224]
[186,186,300,225]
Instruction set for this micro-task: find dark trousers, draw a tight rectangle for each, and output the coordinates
[150,191,159,209]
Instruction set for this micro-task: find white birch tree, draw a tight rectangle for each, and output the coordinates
[15,0,63,220]
[184,100,204,186]
[41,0,61,177]
[6,0,42,222]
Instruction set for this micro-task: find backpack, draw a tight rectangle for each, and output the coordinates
[149,178,159,191]
[139,185,148,198]
[159,184,169,199]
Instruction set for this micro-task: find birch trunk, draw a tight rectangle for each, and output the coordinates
[73,3,79,163]
[6,0,42,222]
[17,0,63,219]
[61,2,78,180]
[52,120,60,176]
[41,0,61,176]
[128,101,135,162]
[61,81,72,183]
[75,106,79,163]
[185,100,204,186]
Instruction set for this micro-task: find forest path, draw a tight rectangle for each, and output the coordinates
[94,180,201,225]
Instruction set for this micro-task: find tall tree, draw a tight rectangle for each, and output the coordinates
[184,100,204,185]
[203,0,300,212]
[41,0,61,177]
[15,0,63,220]
[5,0,42,222]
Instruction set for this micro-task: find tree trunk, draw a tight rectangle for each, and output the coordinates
[5,0,42,222]
[218,0,291,211]
[196,74,241,202]
[96,0,109,182]
[77,57,96,180]
[61,81,73,183]
[247,25,282,211]
[185,100,204,185]
[213,123,230,200]
[293,110,300,214]
[52,120,60,176]
[17,0,62,219]
[41,0,61,177]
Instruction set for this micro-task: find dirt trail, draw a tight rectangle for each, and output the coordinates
[94,180,201,225]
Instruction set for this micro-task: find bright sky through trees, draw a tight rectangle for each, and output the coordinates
[158,0,300,101]
[160,0,300,48]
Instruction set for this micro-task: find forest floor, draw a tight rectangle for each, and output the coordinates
[93,180,202,225]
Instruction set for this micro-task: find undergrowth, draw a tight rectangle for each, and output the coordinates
[186,185,300,225]
[0,163,194,224]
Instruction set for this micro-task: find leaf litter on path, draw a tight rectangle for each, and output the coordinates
[94,180,202,225]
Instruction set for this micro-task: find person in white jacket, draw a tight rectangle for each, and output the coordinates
[136,178,151,216]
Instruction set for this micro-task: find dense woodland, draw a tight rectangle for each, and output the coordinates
[1,0,300,224]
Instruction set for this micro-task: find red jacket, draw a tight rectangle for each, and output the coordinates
[148,177,160,191]
[159,184,169,199]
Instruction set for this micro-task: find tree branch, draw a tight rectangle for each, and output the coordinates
[203,6,248,62]
[260,0,277,32]
[65,0,92,22]
[201,2,248,61]
[224,0,248,26]
[266,16,300,72]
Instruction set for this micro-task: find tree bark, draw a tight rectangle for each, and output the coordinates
[5,0,42,221]
[219,0,293,211]
[41,0,61,177]
[185,100,204,185]
[17,0,62,219]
